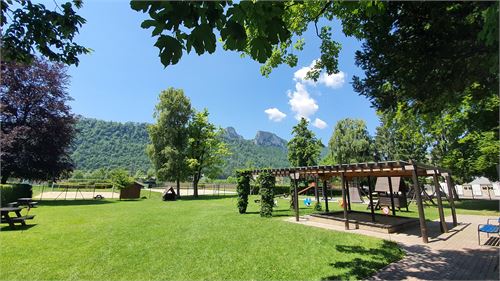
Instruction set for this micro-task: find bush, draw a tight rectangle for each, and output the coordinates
[236,170,251,214]
[313,201,322,211]
[0,184,32,206]
[250,185,289,195]
[258,172,275,218]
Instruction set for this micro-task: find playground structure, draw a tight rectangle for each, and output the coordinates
[253,160,458,243]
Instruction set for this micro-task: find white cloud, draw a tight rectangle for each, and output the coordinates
[319,71,346,89]
[293,59,346,89]
[287,82,319,120]
[312,118,328,129]
[264,108,287,122]
[293,61,317,86]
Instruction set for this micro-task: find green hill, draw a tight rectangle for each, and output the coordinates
[71,118,290,178]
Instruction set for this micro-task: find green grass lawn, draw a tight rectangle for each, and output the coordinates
[0,192,404,281]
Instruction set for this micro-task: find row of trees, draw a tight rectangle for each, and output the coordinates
[287,115,497,184]
[147,88,229,197]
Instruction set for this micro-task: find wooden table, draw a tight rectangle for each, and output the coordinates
[0,207,26,228]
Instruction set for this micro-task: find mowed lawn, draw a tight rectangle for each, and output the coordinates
[0,192,404,281]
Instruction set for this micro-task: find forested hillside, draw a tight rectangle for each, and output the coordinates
[71,118,151,172]
[71,118,290,178]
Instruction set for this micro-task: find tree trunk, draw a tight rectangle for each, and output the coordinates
[1,172,9,184]
[176,178,181,199]
[193,174,199,198]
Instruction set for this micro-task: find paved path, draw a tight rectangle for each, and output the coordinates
[287,215,499,280]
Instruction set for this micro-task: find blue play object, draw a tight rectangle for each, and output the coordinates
[304,198,312,207]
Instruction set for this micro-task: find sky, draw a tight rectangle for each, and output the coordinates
[61,1,379,143]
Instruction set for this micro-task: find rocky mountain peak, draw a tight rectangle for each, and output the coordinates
[253,131,287,148]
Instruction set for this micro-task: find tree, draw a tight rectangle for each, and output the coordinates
[374,105,428,163]
[327,118,372,165]
[287,118,322,167]
[0,58,77,183]
[130,1,384,78]
[346,1,498,181]
[187,109,229,197]
[147,88,193,197]
[1,0,90,65]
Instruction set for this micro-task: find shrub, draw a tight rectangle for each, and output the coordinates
[236,170,251,214]
[250,185,289,195]
[257,172,275,218]
[313,201,322,211]
[0,184,32,206]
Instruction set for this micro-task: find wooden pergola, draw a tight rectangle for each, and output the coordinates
[252,160,458,243]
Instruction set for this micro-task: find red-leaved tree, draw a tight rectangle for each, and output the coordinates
[0,58,77,183]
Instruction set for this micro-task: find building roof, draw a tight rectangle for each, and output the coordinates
[467,177,492,185]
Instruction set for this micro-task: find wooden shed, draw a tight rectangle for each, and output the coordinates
[120,181,143,199]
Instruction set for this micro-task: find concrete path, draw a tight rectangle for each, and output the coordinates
[287,215,499,280]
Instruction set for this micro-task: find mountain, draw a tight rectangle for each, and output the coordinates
[253,131,287,148]
[71,118,290,178]
[220,127,289,178]
[71,118,152,172]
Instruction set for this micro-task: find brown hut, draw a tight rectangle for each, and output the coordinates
[120,181,143,199]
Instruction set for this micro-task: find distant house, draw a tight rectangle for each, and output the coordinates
[120,181,144,199]
[462,177,500,199]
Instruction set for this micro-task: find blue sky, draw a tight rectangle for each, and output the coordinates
[64,1,379,143]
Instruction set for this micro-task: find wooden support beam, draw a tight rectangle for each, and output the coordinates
[445,175,458,226]
[323,180,329,212]
[411,164,429,243]
[341,173,349,230]
[345,178,352,211]
[367,175,375,222]
[314,177,320,203]
[294,178,299,222]
[433,171,448,233]
[388,177,396,216]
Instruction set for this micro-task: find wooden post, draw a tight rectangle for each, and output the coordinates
[40,184,45,201]
[345,178,352,211]
[411,165,428,243]
[314,177,320,203]
[294,177,299,222]
[387,177,396,216]
[367,176,375,222]
[445,175,458,226]
[341,173,349,230]
[323,179,329,212]
[433,171,448,233]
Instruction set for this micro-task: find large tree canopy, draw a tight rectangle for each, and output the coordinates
[287,118,322,167]
[0,58,77,183]
[1,0,89,65]
[130,1,384,79]
[147,88,193,196]
[327,118,372,165]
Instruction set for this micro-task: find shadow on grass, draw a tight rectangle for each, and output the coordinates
[0,224,37,232]
[452,199,500,212]
[38,200,117,206]
[177,194,238,201]
[321,240,404,280]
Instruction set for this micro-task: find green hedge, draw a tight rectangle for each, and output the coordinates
[236,170,251,214]
[1,184,32,206]
[250,185,290,195]
[53,182,113,189]
[258,172,275,218]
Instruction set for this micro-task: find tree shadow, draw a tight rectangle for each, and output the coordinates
[38,200,117,206]
[176,194,238,201]
[321,240,404,280]
[0,224,37,232]
[452,199,500,212]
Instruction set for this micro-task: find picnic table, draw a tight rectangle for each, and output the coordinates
[0,207,35,228]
